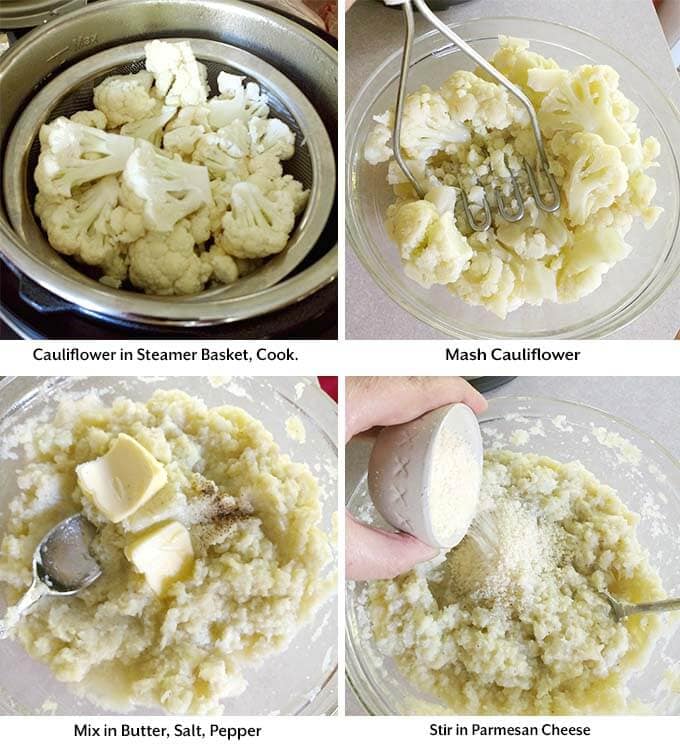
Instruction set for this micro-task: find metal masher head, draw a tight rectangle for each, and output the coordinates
[388,0,561,232]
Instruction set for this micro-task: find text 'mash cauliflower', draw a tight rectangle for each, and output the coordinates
[33,40,309,295]
[364,36,662,319]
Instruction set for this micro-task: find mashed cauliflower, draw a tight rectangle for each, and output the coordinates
[0,389,334,714]
[366,450,664,713]
[364,37,662,319]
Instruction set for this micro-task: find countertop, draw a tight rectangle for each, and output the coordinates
[345,375,680,714]
[345,0,680,340]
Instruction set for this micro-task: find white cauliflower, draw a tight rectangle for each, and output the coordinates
[33,39,310,295]
[128,221,212,295]
[539,65,630,147]
[163,125,206,156]
[364,111,393,165]
[120,105,177,147]
[440,70,523,132]
[399,86,470,160]
[388,188,473,288]
[208,72,269,128]
[35,118,135,198]
[93,71,159,127]
[122,141,211,232]
[364,35,662,319]
[248,117,295,161]
[204,247,240,284]
[555,132,628,226]
[192,128,251,179]
[216,178,296,258]
[144,40,209,107]
[35,175,121,263]
[70,110,108,129]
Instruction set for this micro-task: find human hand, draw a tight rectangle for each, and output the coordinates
[346,377,487,580]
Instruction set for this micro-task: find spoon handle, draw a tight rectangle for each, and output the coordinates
[0,577,46,640]
[622,597,680,618]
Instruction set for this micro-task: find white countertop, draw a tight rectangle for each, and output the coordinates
[345,0,680,340]
[345,375,680,714]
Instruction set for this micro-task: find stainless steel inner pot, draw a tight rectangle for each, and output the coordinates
[0,0,338,328]
[0,0,86,29]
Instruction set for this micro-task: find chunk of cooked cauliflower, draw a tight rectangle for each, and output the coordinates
[122,142,212,232]
[144,40,209,107]
[93,71,159,128]
[388,188,473,288]
[208,73,269,128]
[128,221,212,295]
[35,118,135,198]
[216,178,296,258]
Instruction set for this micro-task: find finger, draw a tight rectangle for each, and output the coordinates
[346,376,487,439]
[345,512,438,581]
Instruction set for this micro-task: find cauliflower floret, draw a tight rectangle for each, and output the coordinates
[34,118,135,198]
[163,125,206,157]
[120,105,177,147]
[557,224,631,302]
[388,191,473,288]
[486,35,561,107]
[364,111,393,165]
[93,71,159,127]
[192,128,251,180]
[399,86,470,160]
[70,110,108,130]
[122,141,212,232]
[165,105,212,132]
[440,70,523,132]
[248,117,295,161]
[539,65,630,147]
[35,175,124,266]
[553,132,628,226]
[128,222,212,295]
[249,172,309,215]
[144,40,209,107]
[204,247,240,284]
[208,72,269,128]
[496,199,570,259]
[216,179,296,258]
[387,158,435,199]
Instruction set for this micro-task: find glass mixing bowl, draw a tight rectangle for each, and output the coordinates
[346,17,680,338]
[346,395,680,714]
[0,376,337,716]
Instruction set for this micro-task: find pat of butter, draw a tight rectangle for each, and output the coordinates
[124,520,194,596]
[76,433,167,523]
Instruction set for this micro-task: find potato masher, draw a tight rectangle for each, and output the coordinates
[386,0,561,231]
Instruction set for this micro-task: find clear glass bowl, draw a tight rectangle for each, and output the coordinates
[0,376,337,716]
[346,395,680,714]
[346,17,680,338]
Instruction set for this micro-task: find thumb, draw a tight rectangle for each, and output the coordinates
[346,512,438,581]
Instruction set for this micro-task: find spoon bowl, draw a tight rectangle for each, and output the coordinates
[0,514,101,638]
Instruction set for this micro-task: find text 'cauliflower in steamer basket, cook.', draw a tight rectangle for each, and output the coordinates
[33,40,309,295]
[364,36,662,319]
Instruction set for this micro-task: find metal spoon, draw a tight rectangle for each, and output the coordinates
[0,514,102,639]
[601,591,680,622]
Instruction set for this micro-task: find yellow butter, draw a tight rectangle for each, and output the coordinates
[76,433,167,523]
[124,520,194,596]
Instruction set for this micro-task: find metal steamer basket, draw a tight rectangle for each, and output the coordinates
[0,0,337,331]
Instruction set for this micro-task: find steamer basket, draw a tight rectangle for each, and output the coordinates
[0,0,337,328]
